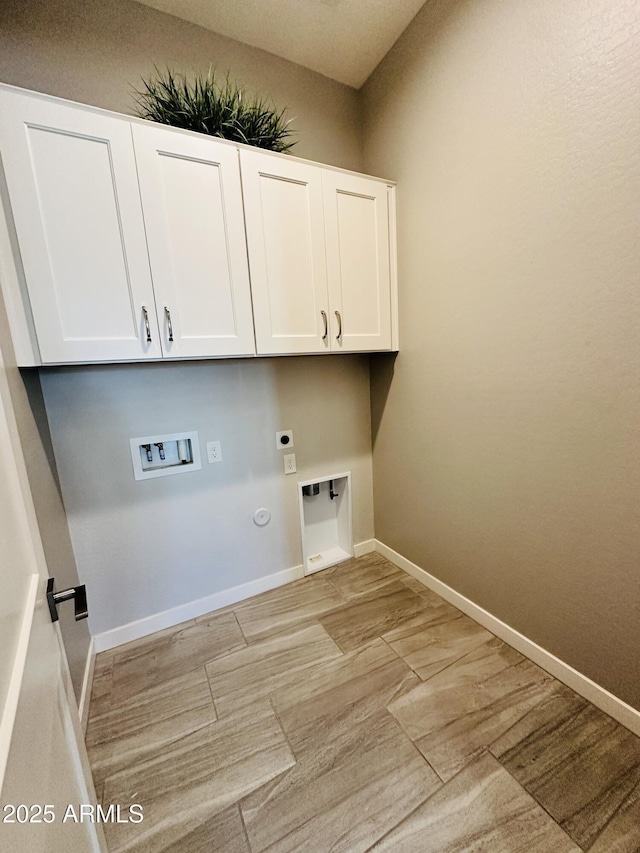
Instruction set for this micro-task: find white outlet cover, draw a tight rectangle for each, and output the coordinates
[283,453,297,474]
[253,507,271,526]
[276,430,294,450]
[207,440,222,463]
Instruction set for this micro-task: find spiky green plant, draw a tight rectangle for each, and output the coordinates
[133,68,297,153]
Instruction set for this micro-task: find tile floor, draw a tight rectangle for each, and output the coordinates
[86,553,640,852]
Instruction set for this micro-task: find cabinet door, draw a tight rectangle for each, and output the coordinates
[240,151,329,354]
[132,124,255,358]
[0,90,161,363]
[323,171,392,351]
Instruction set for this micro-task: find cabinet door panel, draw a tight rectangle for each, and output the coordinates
[323,171,391,351]
[132,124,255,357]
[241,151,328,354]
[0,91,160,362]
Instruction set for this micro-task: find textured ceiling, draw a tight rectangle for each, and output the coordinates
[133,0,426,88]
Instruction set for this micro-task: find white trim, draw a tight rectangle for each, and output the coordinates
[130,431,202,481]
[93,538,376,653]
[297,471,351,488]
[387,186,399,352]
[375,540,640,738]
[93,564,305,652]
[354,539,376,557]
[298,472,353,576]
[78,637,95,734]
[0,573,38,789]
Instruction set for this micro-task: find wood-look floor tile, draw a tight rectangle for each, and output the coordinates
[397,573,442,599]
[384,611,494,681]
[371,752,580,852]
[319,579,428,652]
[85,554,640,853]
[101,706,294,853]
[110,805,250,853]
[388,637,556,781]
[241,637,433,850]
[589,781,640,852]
[88,652,114,718]
[241,707,441,853]
[491,686,640,850]
[87,666,216,786]
[110,612,246,702]
[323,553,402,598]
[111,618,197,659]
[231,575,345,642]
[205,623,343,718]
[162,806,250,853]
[270,638,416,751]
[94,648,116,670]
[324,552,389,572]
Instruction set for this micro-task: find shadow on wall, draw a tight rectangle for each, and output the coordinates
[369,351,397,447]
[19,367,65,501]
[37,354,376,637]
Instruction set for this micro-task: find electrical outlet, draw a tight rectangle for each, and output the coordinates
[207,440,222,463]
[276,430,294,450]
[283,453,296,474]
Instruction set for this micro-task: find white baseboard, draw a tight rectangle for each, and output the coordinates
[354,539,376,557]
[93,564,305,653]
[375,540,640,738]
[93,540,375,653]
[78,637,95,733]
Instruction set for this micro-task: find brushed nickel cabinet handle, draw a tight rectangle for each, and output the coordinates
[321,310,328,341]
[165,306,174,342]
[142,306,152,343]
[335,310,342,343]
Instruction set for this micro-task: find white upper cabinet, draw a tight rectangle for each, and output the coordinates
[132,124,255,358]
[0,89,161,363]
[0,86,397,364]
[322,171,392,352]
[240,150,330,355]
[240,149,394,355]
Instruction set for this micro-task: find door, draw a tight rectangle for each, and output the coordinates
[132,124,256,358]
[0,355,105,850]
[323,171,392,351]
[241,150,329,354]
[0,88,161,363]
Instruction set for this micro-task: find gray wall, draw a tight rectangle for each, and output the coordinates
[0,1,369,649]
[41,357,373,638]
[0,0,363,172]
[4,0,637,712]
[363,0,640,708]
